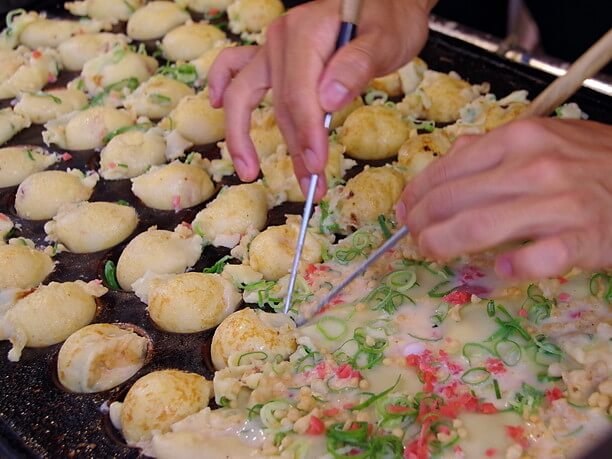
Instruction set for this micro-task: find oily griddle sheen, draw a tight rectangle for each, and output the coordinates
[0,4,611,459]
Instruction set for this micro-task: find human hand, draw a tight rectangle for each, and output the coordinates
[208,0,433,199]
[396,118,612,279]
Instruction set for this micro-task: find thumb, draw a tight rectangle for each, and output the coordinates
[318,33,384,112]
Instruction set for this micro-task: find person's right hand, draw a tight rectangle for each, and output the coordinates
[208,0,434,199]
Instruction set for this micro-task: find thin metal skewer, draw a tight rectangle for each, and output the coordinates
[295,226,410,325]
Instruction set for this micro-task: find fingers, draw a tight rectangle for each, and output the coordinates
[416,194,588,260]
[208,46,259,108]
[222,50,270,181]
[495,230,590,279]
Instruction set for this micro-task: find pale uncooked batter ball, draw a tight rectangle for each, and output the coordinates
[397,129,452,178]
[81,46,158,97]
[57,323,149,393]
[0,280,106,362]
[65,0,144,24]
[14,88,88,124]
[164,90,225,145]
[0,109,30,146]
[17,16,103,49]
[162,22,227,62]
[338,166,405,229]
[123,75,195,120]
[248,222,324,280]
[0,146,57,188]
[44,202,138,253]
[249,106,285,159]
[58,33,129,72]
[43,106,135,151]
[0,244,54,289]
[14,170,98,220]
[131,161,215,211]
[116,227,202,291]
[0,48,60,100]
[143,272,241,333]
[118,369,213,444]
[338,105,411,160]
[99,129,167,180]
[211,308,296,370]
[127,1,191,41]
[192,183,269,248]
[227,0,284,34]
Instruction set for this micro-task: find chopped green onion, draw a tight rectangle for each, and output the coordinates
[89,77,140,107]
[462,343,494,365]
[383,269,417,293]
[116,199,130,206]
[34,91,62,104]
[218,396,230,407]
[406,332,441,342]
[316,316,348,341]
[460,367,491,385]
[103,122,152,144]
[237,351,267,366]
[428,280,458,298]
[377,214,393,239]
[157,63,198,85]
[122,0,136,13]
[413,119,436,132]
[494,340,521,366]
[350,376,401,411]
[203,255,231,274]
[486,300,496,317]
[247,403,263,420]
[364,90,389,105]
[5,9,26,30]
[589,272,612,304]
[104,260,120,290]
[493,379,501,399]
[25,149,34,161]
[537,372,562,383]
[193,221,206,238]
[148,93,172,106]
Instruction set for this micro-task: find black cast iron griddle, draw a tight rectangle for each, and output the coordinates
[0,2,611,458]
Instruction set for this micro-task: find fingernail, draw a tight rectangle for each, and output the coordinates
[299,176,311,196]
[496,255,514,278]
[321,80,350,109]
[234,158,248,177]
[303,148,319,173]
[396,201,407,223]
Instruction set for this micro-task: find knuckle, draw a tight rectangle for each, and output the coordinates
[504,118,549,141]
[527,156,566,185]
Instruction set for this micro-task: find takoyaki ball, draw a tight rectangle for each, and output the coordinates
[42,106,135,150]
[142,272,241,333]
[127,1,191,41]
[261,142,351,204]
[123,75,195,120]
[15,169,98,220]
[162,22,227,62]
[14,88,88,124]
[399,70,478,123]
[0,48,61,100]
[99,129,167,180]
[118,370,213,444]
[131,161,215,211]
[338,105,411,160]
[163,90,225,145]
[397,57,428,95]
[338,166,405,229]
[57,323,149,393]
[0,213,13,241]
[0,146,57,188]
[192,183,268,248]
[175,0,234,14]
[0,11,39,49]
[248,222,324,280]
[0,280,106,362]
[44,201,138,253]
[58,33,129,71]
[190,44,233,81]
[0,48,27,82]
[483,102,528,132]
[370,73,403,97]
[330,96,364,130]
[0,243,54,289]
[227,0,284,35]
[249,106,284,159]
[0,108,31,146]
[81,46,158,97]
[65,0,144,24]
[116,226,202,291]
[211,308,296,370]
[397,129,452,178]
[18,17,103,49]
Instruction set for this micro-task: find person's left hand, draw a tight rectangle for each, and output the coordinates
[396,118,612,279]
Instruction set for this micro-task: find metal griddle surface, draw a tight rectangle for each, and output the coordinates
[0,3,611,458]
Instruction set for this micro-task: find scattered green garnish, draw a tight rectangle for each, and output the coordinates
[104,260,120,290]
[203,255,231,274]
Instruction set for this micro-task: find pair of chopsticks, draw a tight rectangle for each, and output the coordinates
[285,6,612,324]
